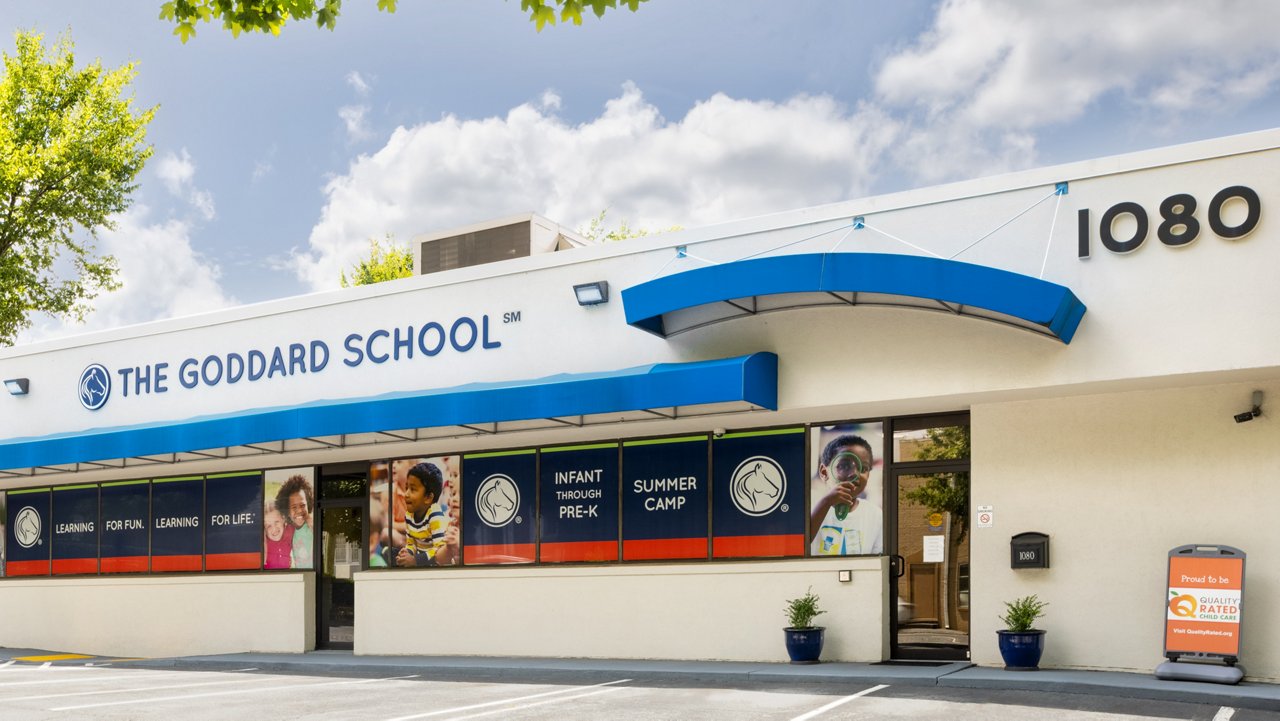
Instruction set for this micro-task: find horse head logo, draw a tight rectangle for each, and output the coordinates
[14,506,41,548]
[78,364,111,411]
[475,474,519,527]
[729,456,786,517]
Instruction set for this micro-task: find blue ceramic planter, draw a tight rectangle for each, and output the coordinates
[784,627,825,664]
[997,629,1046,670]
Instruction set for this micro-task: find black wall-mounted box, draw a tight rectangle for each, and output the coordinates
[1011,532,1050,569]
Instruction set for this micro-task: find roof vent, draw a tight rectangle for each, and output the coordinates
[413,213,591,275]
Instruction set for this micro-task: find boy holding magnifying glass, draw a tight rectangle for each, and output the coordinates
[810,434,883,555]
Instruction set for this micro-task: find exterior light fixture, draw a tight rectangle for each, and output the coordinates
[574,281,610,306]
[4,377,30,395]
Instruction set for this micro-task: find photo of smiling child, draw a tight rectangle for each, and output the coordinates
[264,467,316,570]
[391,456,460,567]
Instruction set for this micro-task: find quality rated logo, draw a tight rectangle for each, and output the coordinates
[14,506,41,548]
[730,456,787,516]
[1169,592,1197,618]
[78,363,111,411]
[475,474,520,527]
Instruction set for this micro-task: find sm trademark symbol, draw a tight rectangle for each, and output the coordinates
[503,311,522,323]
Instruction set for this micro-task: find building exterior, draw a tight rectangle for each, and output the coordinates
[0,130,1276,681]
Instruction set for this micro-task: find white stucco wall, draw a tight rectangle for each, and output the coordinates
[355,557,887,662]
[971,379,1280,681]
[0,573,314,658]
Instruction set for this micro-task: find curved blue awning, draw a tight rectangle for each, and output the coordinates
[0,352,777,473]
[622,252,1086,343]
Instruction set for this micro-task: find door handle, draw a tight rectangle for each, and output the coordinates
[891,554,905,578]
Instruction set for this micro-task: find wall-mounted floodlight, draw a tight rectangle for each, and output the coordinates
[4,378,30,396]
[573,281,610,306]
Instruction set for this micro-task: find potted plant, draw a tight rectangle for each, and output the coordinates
[997,594,1048,670]
[783,587,826,664]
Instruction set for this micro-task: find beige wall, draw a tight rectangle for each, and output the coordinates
[0,573,314,658]
[356,557,888,662]
[972,379,1280,681]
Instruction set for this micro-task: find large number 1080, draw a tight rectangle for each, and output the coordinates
[1077,185,1260,257]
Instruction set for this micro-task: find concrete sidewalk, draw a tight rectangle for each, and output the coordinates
[114,651,1280,712]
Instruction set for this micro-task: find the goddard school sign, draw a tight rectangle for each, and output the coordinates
[77,313,507,411]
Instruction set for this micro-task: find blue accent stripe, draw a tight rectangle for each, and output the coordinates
[622,252,1086,343]
[0,353,777,471]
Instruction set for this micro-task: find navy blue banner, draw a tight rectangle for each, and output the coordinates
[101,481,150,573]
[711,428,806,558]
[621,436,709,560]
[205,472,262,570]
[52,485,99,574]
[5,489,50,575]
[151,477,204,572]
[539,444,619,562]
[462,450,536,565]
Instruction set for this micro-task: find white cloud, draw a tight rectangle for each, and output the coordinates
[873,0,1280,180]
[18,206,237,343]
[293,83,900,291]
[154,148,217,221]
[339,104,373,142]
[346,70,371,96]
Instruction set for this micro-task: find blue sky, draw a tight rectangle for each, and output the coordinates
[6,1,1280,341]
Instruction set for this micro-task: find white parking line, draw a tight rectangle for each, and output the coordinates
[51,674,418,711]
[0,673,168,688]
[8,674,278,702]
[384,679,632,721]
[790,684,888,721]
[446,686,626,721]
[0,661,13,669]
[1213,707,1236,721]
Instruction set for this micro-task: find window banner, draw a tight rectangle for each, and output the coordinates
[0,491,5,577]
[5,488,49,576]
[264,468,316,570]
[390,456,461,567]
[367,461,391,568]
[462,450,535,565]
[52,485,99,575]
[205,472,263,571]
[151,476,204,572]
[711,428,806,558]
[621,436,709,561]
[539,443,619,563]
[1165,545,1246,659]
[809,422,886,556]
[100,480,150,574]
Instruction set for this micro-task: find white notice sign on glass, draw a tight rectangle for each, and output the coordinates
[923,535,945,563]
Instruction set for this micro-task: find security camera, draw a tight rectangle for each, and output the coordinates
[712,428,726,438]
[1234,390,1263,423]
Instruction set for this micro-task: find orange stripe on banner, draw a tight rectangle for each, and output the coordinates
[464,544,536,565]
[101,556,149,574]
[622,537,708,561]
[1166,619,1241,656]
[540,540,619,563]
[5,560,51,576]
[150,555,202,572]
[205,552,262,571]
[713,534,806,558]
[52,558,99,575]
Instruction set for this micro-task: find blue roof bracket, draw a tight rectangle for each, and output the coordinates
[621,252,1086,343]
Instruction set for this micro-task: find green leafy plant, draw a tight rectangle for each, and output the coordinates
[999,595,1047,632]
[784,588,825,629]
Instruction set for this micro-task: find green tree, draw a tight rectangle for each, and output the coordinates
[579,208,681,243]
[340,234,413,287]
[0,31,154,346]
[160,0,648,42]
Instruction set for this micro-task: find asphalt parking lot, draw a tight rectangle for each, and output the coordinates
[1,656,1278,721]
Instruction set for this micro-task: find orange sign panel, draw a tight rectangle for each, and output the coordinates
[1165,552,1244,658]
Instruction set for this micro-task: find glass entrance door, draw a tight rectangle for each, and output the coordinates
[892,470,970,660]
[317,463,369,650]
